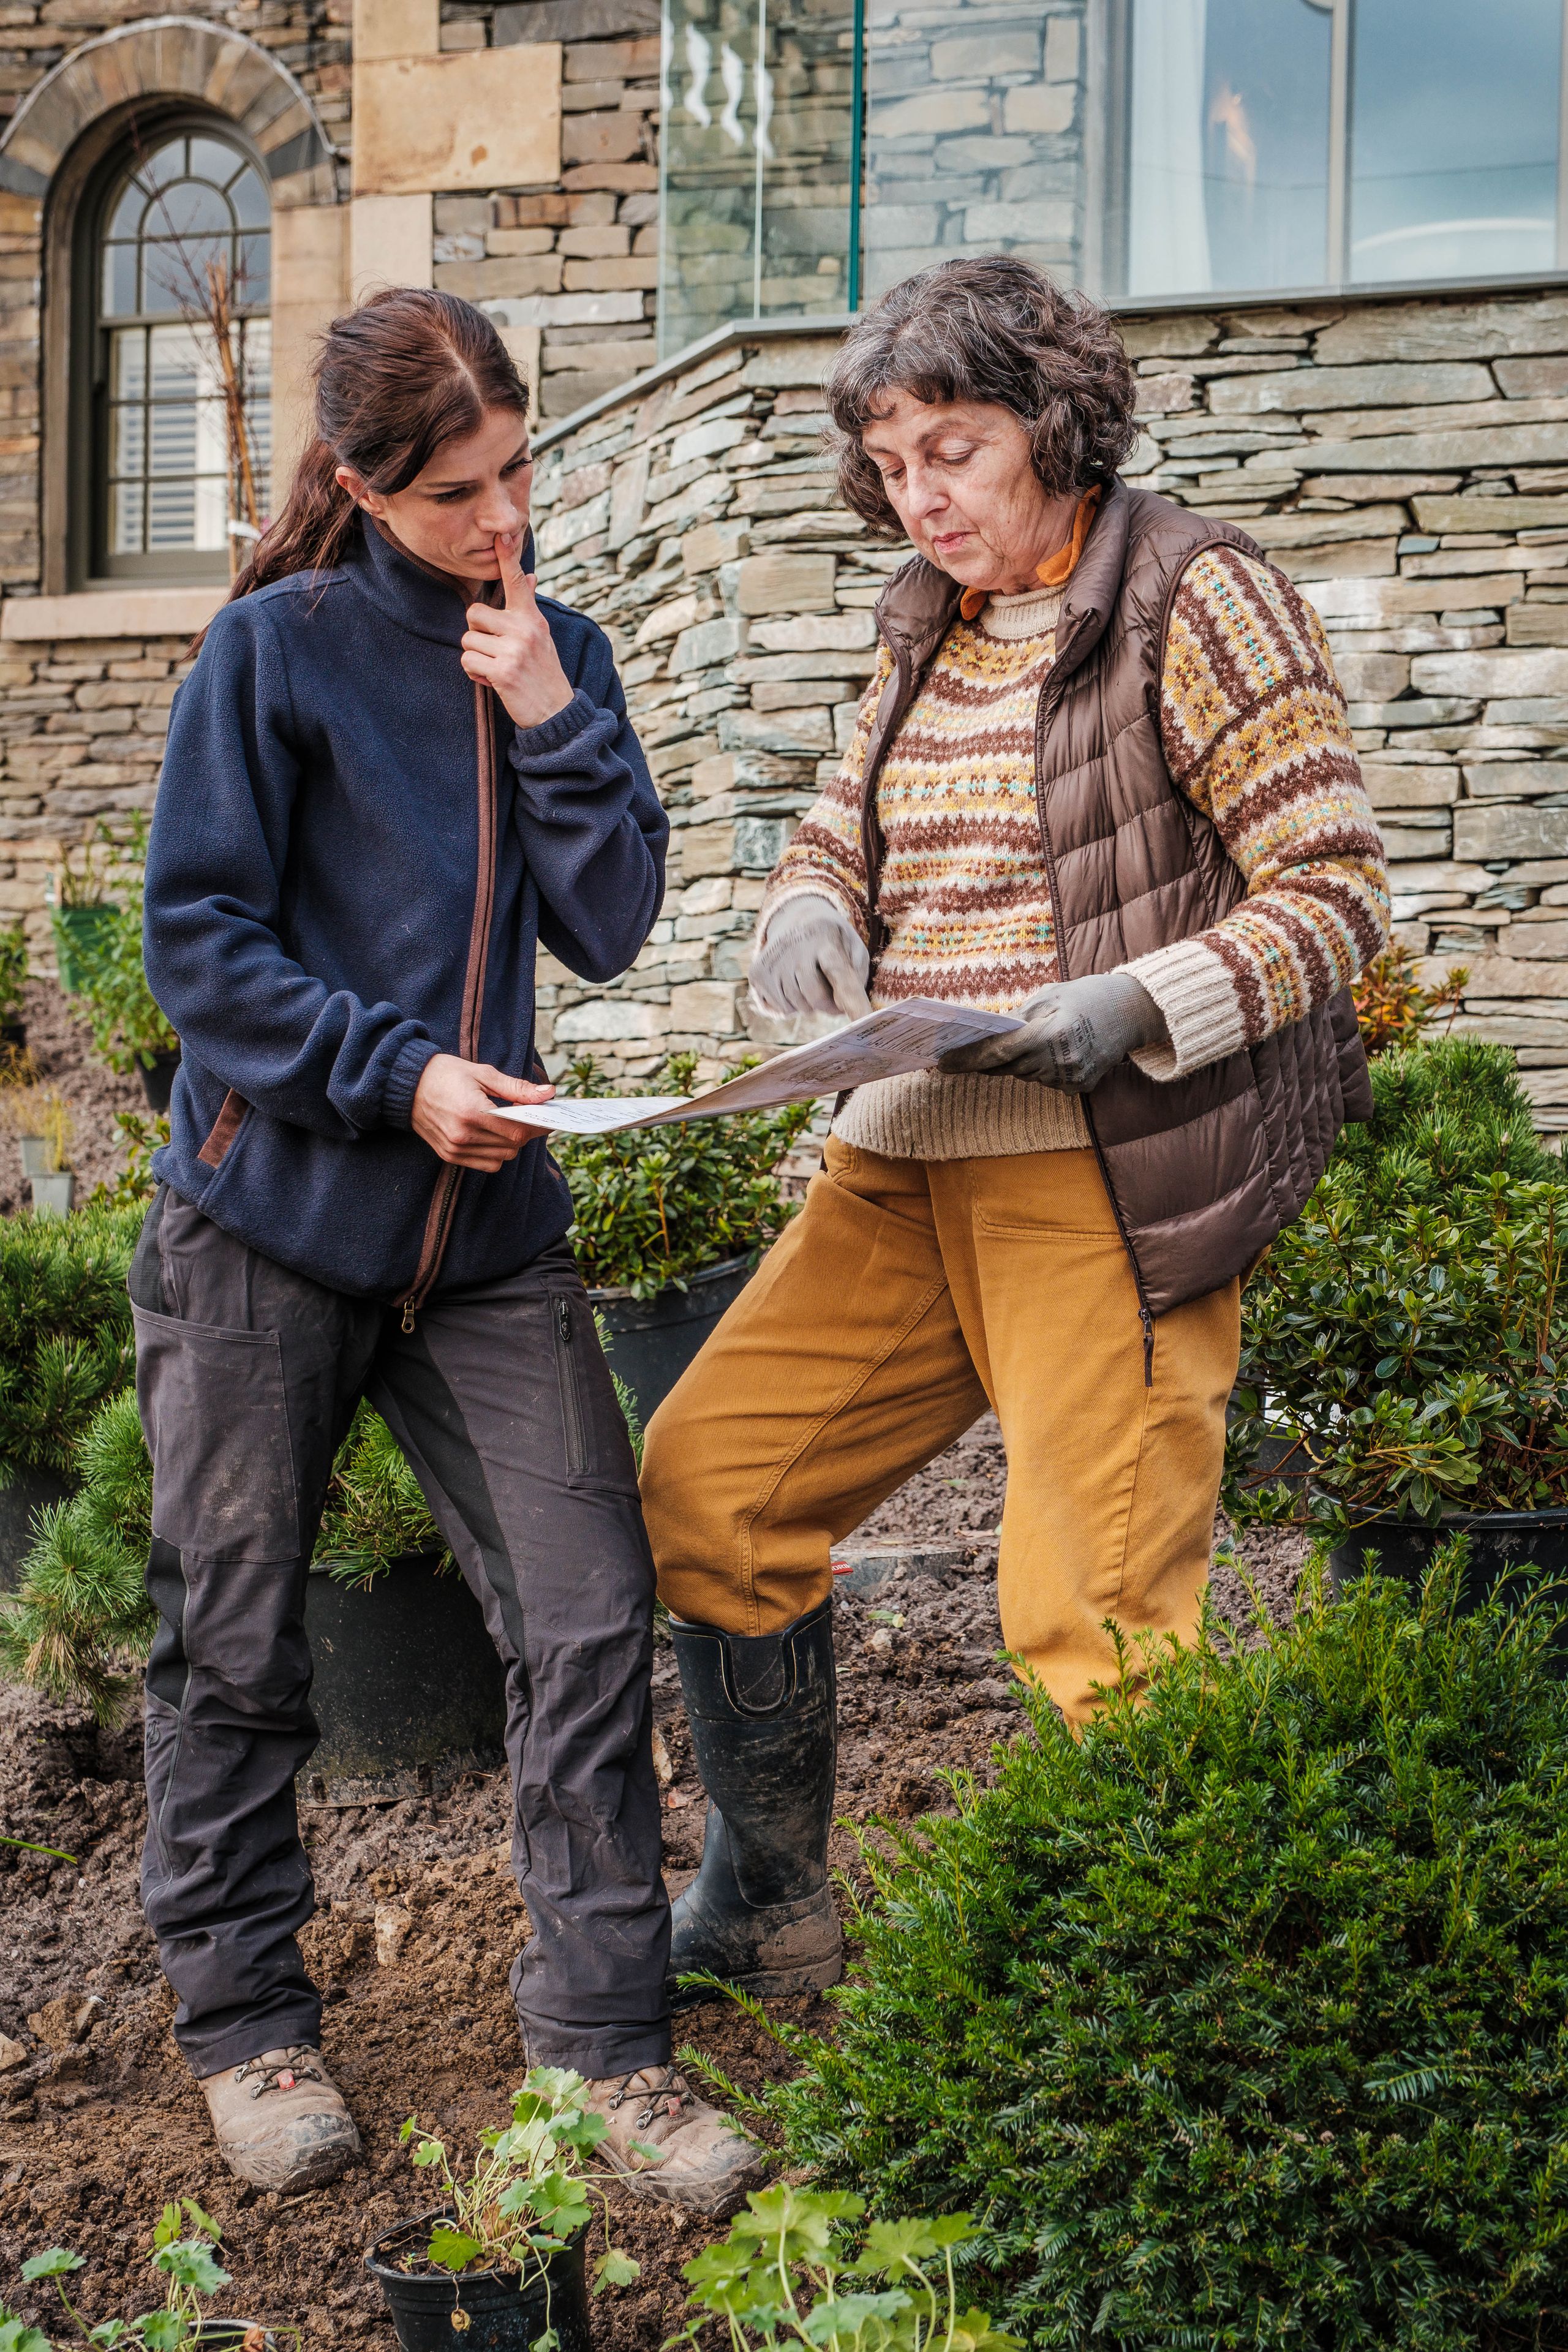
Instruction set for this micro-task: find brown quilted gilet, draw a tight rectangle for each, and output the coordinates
[861,475,1373,1325]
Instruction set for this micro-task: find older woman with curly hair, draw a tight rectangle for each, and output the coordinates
[640,255,1389,2004]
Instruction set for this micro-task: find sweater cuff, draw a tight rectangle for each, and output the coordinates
[382,1034,443,1129]
[509,687,596,763]
[758,881,867,948]
[1123,936,1249,1082]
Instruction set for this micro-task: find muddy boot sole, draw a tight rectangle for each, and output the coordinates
[600,2135,764,2218]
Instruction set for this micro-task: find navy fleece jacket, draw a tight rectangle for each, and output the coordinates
[145,517,667,1301]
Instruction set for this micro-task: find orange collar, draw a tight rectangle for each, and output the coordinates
[958,484,1102,621]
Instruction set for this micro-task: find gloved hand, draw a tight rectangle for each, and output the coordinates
[747,892,873,1020]
[938,969,1168,1093]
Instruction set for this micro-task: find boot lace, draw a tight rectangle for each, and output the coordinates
[234,2046,323,2100]
[606,2065,691,2132]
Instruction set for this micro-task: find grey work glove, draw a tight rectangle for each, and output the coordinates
[938,969,1168,1093]
[748,892,873,1020]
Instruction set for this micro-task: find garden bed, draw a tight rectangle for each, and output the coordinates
[0,979,145,1218]
[0,1414,1303,2352]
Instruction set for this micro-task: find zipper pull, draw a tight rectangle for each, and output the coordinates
[401,1302,416,1335]
[556,1297,570,1343]
[1139,1305,1154,1389]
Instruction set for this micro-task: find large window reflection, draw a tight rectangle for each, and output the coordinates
[1128,0,1332,297]
[1349,0,1561,283]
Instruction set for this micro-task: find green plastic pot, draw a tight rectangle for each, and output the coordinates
[50,903,116,995]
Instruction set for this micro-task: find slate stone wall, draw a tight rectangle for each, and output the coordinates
[532,292,1568,1131]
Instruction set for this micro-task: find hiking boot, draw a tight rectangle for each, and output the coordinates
[585,2064,763,2217]
[668,1597,842,2007]
[200,2045,360,2191]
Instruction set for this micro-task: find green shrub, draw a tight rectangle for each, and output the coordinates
[752,1556,1568,2350]
[1227,1038,1568,1532]
[0,1202,139,1482]
[56,818,177,1076]
[0,918,28,1027]
[553,1052,812,1298]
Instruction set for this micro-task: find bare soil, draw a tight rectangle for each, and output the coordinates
[0,979,148,1217]
[1,1413,1304,2350]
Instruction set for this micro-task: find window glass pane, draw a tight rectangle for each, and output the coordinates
[1349,0,1561,282]
[237,231,270,307]
[190,137,244,191]
[141,232,227,314]
[110,328,146,401]
[108,179,146,241]
[153,179,230,237]
[109,400,146,481]
[100,239,138,316]
[1126,0,1332,297]
[142,137,186,189]
[230,167,269,230]
[107,480,145,556]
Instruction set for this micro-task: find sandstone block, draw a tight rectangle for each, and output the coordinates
[562,256,657,293]
[1313,296,1568,366]
[733,552,837,616]
[750,612,875,650]
[536,492,610,560]
[1306,424,1568,472]
[606,449,650,551]
[680,820,740,879]
[1334,652,1410,701]
[719,707,833,756]
[1412,493,1568,533]
[870,88,990,139]
[562,108,645,167]
[353,46,563,197]
[1247,505,1410,549]
[964,200,1075,244]
[1505,605,1568,646]
[671,413,749,469]
[554,996,664,1042]
[353,0,439,61]
[434,256,564,299]
[672,617,747,674]
[1046,15,1081,79]
[1411,649,1568,698]
[1212,361,1493,415]
[1494,356,1568,398]
[635,590,701,646]
[486,290,643,328]
[1380,815,1453,858]
[1462,761,1568,797]
[497,0,657,39]
[1498,920,1568,959]
[1001,82,1074,135]
[1454,805,1568,861]
[1361,764,1459,806]
[670,981,738,1031]
[683,521,751,576]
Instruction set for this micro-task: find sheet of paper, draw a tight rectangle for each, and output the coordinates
[494,1000,1023,1136]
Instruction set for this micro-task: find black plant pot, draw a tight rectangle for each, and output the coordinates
[0,1015,25,1056]
[366,2214,590,2352]
[1329,1508,1568,1668]
[303,1553,507,1798]
[588,1254,753,1428]
[138,1046,181,1114]
[0,1461,77,1594]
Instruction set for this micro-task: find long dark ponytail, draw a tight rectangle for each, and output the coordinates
[198,287,530,646]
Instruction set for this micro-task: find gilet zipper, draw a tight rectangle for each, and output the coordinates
[398,675,500,1332]
[1031,659,1158,1389]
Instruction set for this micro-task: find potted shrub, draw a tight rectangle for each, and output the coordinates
[1225,1036,1568,1604]
[0,918,28,1055]
[0,1196,138,1591]
[671,2187,1020,2352]
[758,1556,1568,2345]
[0,1082,77,1213]
[366,2068,642,2352]
[553,1052,812,1423]
[15,2197,299,2352]
[54,820,179,1110]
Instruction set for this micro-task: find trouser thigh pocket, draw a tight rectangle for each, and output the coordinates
[133,1303,300,1562]
[547,1286,639,1490]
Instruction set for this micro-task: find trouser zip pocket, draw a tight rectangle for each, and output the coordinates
[552,1295,590,1479]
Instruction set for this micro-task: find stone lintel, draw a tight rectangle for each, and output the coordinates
[1,590,223,643]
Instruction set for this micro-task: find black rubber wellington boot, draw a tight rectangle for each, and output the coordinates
[667,1596,842,2007]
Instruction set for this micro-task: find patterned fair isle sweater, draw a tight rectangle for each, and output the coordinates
[761,540,1390,1161]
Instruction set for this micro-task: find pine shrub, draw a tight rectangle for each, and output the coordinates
[0,1204,139,1480]
[757,1561,1568,2350]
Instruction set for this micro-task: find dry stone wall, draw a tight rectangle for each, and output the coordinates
[532,290,1568,1130]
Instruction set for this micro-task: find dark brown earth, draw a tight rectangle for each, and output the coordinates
[0,978,148,1217]
[0,1410,1305,2352]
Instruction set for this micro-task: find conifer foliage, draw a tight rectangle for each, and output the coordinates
[761,1561,1568,2350]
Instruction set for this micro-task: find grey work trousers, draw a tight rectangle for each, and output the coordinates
[130,1186,669,2081]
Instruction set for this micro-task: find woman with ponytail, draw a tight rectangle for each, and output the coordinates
[135,288,760,2214]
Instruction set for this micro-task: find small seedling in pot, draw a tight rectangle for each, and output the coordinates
[395,2067,643,2339]
[17,2199,300,2352]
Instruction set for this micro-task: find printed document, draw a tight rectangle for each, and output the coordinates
[494,1000,1023,1136]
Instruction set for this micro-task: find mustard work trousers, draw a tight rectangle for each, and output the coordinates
[640,1140,1240,1726]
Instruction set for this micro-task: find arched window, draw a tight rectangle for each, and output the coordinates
[81,121,271,582]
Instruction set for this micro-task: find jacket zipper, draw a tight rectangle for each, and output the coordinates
[1031,662,1158,1390]
[398,676,500,1332]
[858,638,913,966]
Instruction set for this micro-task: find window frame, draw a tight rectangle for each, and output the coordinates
[68,107,271,589]
[1095,0,1568,307]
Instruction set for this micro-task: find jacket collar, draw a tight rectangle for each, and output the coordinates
[342,513,535,646]
[873,475,1130,690]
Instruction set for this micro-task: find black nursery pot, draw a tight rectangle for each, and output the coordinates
[303,1553,507,1796]
[1329,1508,1568,1668]
[366,2214,590,2352]
[589,1254,753,1427]
[138,1045,181,1114]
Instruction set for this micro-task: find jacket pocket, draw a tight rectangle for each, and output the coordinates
[552,1293,590,1480]
[133,1303,299,1562]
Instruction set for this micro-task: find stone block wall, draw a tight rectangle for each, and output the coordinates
[531,291,1568,1130]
